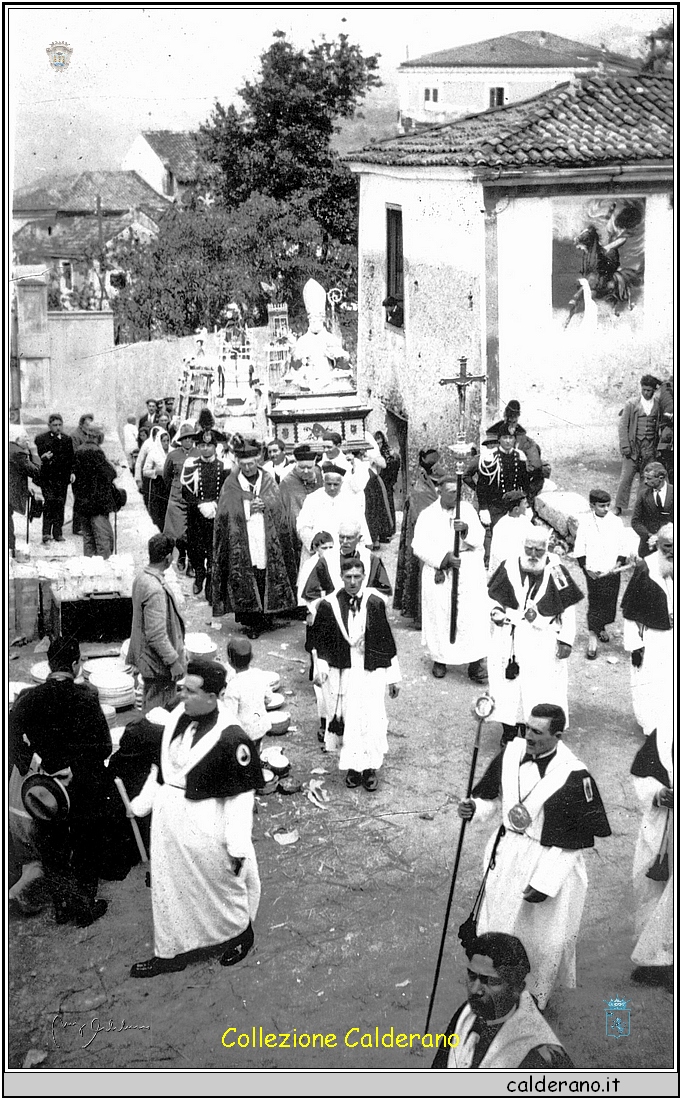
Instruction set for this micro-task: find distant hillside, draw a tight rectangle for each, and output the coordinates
[332,82,400,155]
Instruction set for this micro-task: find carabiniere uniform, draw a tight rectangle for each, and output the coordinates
[181,430,227,602]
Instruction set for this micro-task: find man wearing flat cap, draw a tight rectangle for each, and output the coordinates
[573,488,629,659]
[212,434,297,638]
[615,374,661,514]
[181,409,228,602]
[278,443,323,574]
[129,659,264,977]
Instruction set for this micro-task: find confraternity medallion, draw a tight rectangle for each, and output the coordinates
[508,803,532,832]
[524,607,537,623]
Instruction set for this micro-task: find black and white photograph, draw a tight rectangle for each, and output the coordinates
[7,3,675,1094]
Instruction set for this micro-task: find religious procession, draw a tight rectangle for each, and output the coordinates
[9,262,674,1074]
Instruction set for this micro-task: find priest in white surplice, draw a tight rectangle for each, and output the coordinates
[129,659,264,978]
[629,713,673,991]
[458,704,611,1010]
[411,476,489,684]
[487,528,584,743]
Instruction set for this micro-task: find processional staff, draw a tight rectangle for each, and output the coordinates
[438,356,486,643]
[424,694,495,1034]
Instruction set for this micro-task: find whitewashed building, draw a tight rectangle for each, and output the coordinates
[398,30,639,131]
[346,73,673,466]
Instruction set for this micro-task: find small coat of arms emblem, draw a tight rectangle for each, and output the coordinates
[604,997,631,1039]
[46,42,73,72]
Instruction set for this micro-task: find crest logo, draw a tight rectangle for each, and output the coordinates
[604,998,631,1039]
[46,42,73,72]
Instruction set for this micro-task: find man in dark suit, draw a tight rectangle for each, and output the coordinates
[632,461,674,557]
[138,399,158,433]
[35,413,75,543]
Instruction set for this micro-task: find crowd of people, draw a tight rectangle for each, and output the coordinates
[8,382,674,1068]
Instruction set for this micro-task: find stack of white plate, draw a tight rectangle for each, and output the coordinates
[264,671,281,692]
[119,638,130,663]
[265,692,285,711]
[30,661,51,684]
[83,657,126,680]
[88,668,136,710]
[185,632,218,660]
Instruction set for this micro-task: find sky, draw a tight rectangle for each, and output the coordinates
[9,4,673,189]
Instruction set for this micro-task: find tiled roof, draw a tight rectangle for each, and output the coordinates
[346,74,672,172]
[14,171,171,216]
[401,30,640,71]
[142,131,199,181]
[13,214,156,261]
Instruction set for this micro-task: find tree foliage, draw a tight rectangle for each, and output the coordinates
[641,22,674,72]
[113,31,378,343]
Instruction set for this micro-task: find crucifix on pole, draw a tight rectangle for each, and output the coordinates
[438,356,487,643]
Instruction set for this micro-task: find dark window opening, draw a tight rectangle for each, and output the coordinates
[432,88,439,103]
[61,261,73,290]
[163,169,175,196]
[384,207,404,329]
[489,87,505,108]
[424,88,430,102]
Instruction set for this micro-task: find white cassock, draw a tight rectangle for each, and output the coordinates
[412,499,489,665]
[296,487,370,572]
[489,515,536,576]
[488,555,577,727]
[631,722,674,968]
[130,706,260,959]
[473,739,593,1009]
[622,556,674,736]
[316,588,401,769]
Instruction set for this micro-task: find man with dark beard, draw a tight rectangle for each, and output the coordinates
[432,933,574,1068]
[487,528,583,744]
[621,524,674,736]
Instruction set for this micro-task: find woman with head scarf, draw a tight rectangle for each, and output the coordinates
[71,424,118,559]
[393,447,444,626]
[9,425,42,555]
[146,428,172,532]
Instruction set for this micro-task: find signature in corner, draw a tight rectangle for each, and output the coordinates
[52,1014,151,1049]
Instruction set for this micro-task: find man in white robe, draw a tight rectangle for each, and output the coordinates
[432,933,573,1069]
[129,660,264,978]
[412,476,489,683]
[311,557,401,790]
[458,704,611,1010]
[629,714,673,991]
[488,528,583,743]
[621,524,674,735]
[296,466,370,574]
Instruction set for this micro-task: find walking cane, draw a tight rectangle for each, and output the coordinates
[26,498,31,545]
[114,510,118,555]
[424,693,495,1033]
[113,776,149,864]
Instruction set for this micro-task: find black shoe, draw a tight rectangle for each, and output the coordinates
[73,899,109,927]
[192,580,204,596]
[317,727,326,744]
[177,557,186,573]
[345,770,362,789]
[186,565,195,578]
[42,536,51,544]
[204,582,212,604]
[244,627,261,640]
[432,662,446,679]
[631,965,673,992]
[54,535,66,543]
[219,923,254,967]
[362,769,379,791]
[130,954,187,979]
[468,659,488,683]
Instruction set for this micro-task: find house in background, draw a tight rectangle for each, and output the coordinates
[12,171,169,309]
[121,130,199,200]
[398,30,640,131]
[346,73,672,466]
